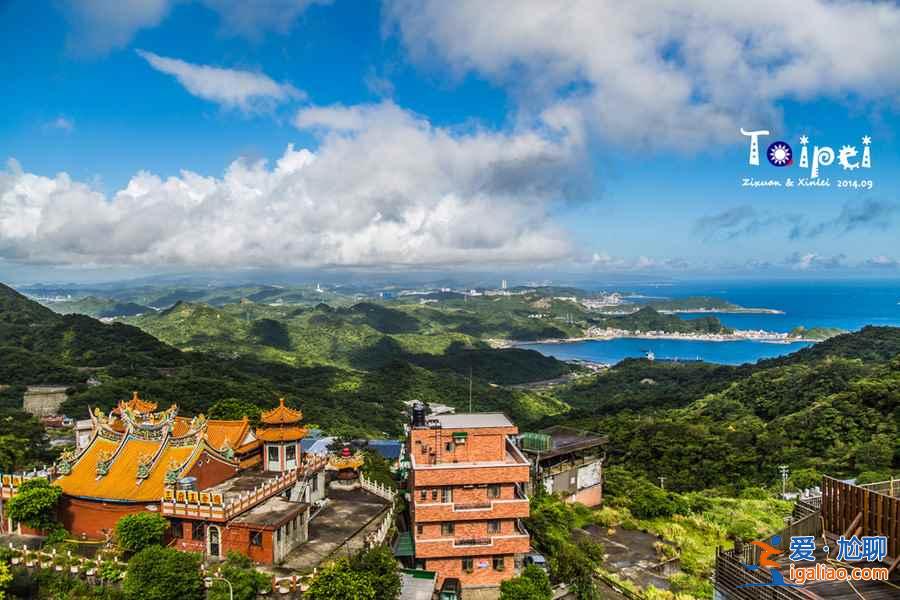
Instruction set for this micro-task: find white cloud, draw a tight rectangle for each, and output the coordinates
[784,252,846,270]
[44,117,75,133]
[202,0,331,40]
[137,50,304,111]
[0,102,581,268]
[865,255,899,269]
[63,0,173,56]
[63,0,328,56]
[386,0,900,149]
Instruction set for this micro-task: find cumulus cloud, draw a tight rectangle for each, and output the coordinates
[137,50,303,111]
[386,0,900,149]
[0,102,581,268]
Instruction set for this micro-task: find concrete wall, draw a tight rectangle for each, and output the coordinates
[22,386,68,417]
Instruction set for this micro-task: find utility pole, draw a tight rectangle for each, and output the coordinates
[779,465,789,497]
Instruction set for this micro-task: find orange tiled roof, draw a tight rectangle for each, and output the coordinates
[205,418,251,452]
[260,398,302,424]
[117,391,157,415]
[56,436,194,502]
[257,425,308,442]
[171,417,191,437]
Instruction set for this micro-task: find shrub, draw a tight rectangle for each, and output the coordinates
[123,547,203,600]
[5,478,62,532]
[115,512,169,554]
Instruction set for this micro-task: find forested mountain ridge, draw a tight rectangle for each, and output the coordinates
[549,326,900,492]
[0,283,568,449]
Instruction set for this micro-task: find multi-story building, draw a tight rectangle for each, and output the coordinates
[408,404,531,599]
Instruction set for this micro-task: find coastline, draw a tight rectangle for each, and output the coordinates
[489,330,819,348]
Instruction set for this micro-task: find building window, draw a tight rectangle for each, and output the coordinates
[192,523,205,541]
[488,519,501,534]
[416,524,423,535]
[277,527,283,542]
[441,487,452,503]
[268,446,279,462]
[311,474,318,492]
[445,442,454,452]
[441,522,455,536]
[462,558,473,573]
[286,445,297,463]
[250,531,262,546]
[493,556,505,571]
[419,489,427,501]
[431,489,438,501]
[488,483,501,498]
[169,520,184,539]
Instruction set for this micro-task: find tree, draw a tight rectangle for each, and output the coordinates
[6,478,62,532]
[500,565,553,600]
[208,398,261,426]
[208,552,271,600]
[123,546,203,600]
[349,546,401,600]
[115,512,169,554]
[0,561,10,600]
[304,558,377,600]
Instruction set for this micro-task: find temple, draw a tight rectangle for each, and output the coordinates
[11,393,329,564]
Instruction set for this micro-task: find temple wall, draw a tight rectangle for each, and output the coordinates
[58,496,149,539]
[184,451,239,490]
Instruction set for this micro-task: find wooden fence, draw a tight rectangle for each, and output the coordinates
[822,476,900,563]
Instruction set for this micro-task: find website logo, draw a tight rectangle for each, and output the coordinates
[740,129,874,189]
[738,535,802,588]
[738,535,889,587]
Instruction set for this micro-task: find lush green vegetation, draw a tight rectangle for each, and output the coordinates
[548,326,900,491]
[588,307,732,334]
[598,466,792,597]
[499,565,553,600]
[5,478,63,534]
[304,546,400,600]
[123,547,203,600]
[115,513,169,554]
[207,552,271,600]
[0,283,567,439]
[525,492,604,599]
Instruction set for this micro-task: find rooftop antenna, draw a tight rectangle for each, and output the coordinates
[468,365,473,413]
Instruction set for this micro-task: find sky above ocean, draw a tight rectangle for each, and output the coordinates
[1,1,899,282]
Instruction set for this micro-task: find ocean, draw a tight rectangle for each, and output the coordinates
[519,279,900,366]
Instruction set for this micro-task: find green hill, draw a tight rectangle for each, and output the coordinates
[0,283,570,447]
[590,306,732,334]
[125,299,571,383]
[548,325,900,491]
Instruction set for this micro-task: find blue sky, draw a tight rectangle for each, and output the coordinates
[1,0,899,282]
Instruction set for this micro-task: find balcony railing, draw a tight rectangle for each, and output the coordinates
[453,501,491,511]
[454,537,492,547]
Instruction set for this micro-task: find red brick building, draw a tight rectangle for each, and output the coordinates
[408,405,531,598]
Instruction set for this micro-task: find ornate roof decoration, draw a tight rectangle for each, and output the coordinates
[96,450,113,477]
[118,391,157,415]
[327,445,364,471]
[261,398,303,425]
[136,453,154,480]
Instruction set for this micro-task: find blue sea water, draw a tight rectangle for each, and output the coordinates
[520,279,900,366]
